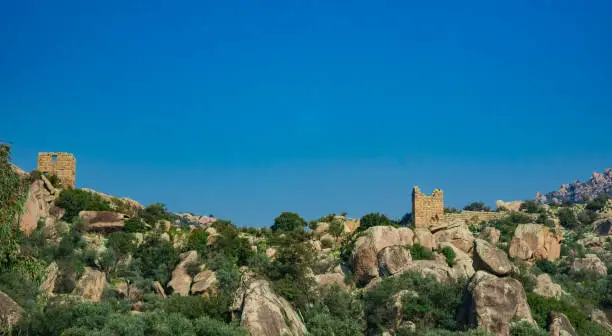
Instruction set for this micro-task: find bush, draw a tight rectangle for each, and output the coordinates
[364,271,466,332]
[305,284,364,336]
[124,217,147,233]
[444,207,460,214]
[440,246,456,266]
[535,260,558,275]
[519,200,542,214]
[558,208,579,229]
[186,230,209,256]
[411,244,434,260]
[55,189,111,222]
[586,194,610,212]
[359,212,393,230]
[328,218,344,241]
[509,321,547,336]
[463,202,491,212]
[139,203,171,225]
[271,212,307,232]
[132,236,179,284]
[487,212,532,243]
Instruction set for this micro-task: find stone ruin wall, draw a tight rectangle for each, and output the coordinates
[412,187,445,228]
[37,152,76,188]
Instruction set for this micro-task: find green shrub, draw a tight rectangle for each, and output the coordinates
[55,189,111,222]
[124,217,148,233]
[444,207,460,214]
[271,212,307,232]
[328,218,344,241]
[487,212,532,243]
[132,236,179,284]
[186,230,209,256]
[519,200,543,214]
[509,321,547,336]
[463,202,491,212]
[411,243,434,260]
[558,208,579,229]
[192,316,248,336]
[139,203,171,225]
[440,246,456,266]
[586,194,610,212]
[525,293,603,334]
[359,212,394,230]
[364,271,466,332]
[535,260,558,276]
[305,284,364,336]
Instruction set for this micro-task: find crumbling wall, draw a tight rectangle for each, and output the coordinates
[37,152,76,188]
[412,186,444,228]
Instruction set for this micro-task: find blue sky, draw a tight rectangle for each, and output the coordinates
[1,1,611,227]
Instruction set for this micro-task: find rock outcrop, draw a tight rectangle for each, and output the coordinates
[353,226,414,283]
[473,239,512,276]
[438,242,475,279]
[80,188,143,217]
[72,267,106,302]
[593,217,612,236]
[460,271,534,336]
[39,261,59,297]
[533,273,563,298]
[571,254,608,276]
[232,274,307,336]
[589,308,612,330]
[402,260,457,284]
[19,176,58,235]
[0,291,24,328]
[168,250,198,296]
[152,281,166,298]
[174,212,216,227]
[79,211,128,233]
[413,228,435,250]
[190,270,217,295]
[549,312,577,336]
[508,224,562,262]
[377,246,412,276]
[315,273,349,290]
[431,221,475,253]
[480,227,501,245]
[536,168,612,204]
[496,200,523,212]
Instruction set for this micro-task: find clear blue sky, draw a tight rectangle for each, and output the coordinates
[1,1,611,227]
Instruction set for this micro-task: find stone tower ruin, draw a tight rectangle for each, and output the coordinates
[412,186,444,228]
[37,152,76,188]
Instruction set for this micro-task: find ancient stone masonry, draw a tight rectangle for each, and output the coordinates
[37,152,76,188]
[412,187,444,229]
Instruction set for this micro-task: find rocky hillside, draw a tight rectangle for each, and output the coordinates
[1,144,612,336]
[537,168,612,204]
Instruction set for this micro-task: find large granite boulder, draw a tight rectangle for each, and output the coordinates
[533,273,563,298]
[480,227,501,245]
[315,273,349,290]
[473,239,512,276]
[460,271,535,336]
[168,250,199,296]
[549,312,577,336]
[509,224,562,262]
[231,274,307,336]
[19,176,57,236]
[438,242,475,279]
[353,226,414,283]
[589,308,612,330]
[402,260,457,284]
[152,281,166,298]
[0,291,24,328]
[190,270,217,296]
[571,254,607,277]
[496,200,523,212]
[72,267,106,302]
[79,211,128,233]
[432,222,475,253]
[377,245,412,276]
[413,228,436,250]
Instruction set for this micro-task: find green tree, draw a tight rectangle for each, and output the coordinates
[124,217,147,233]
[463,202,491,212]
[328,218,344,242]
[271,212,307,232]
[359,212,393,230]
[54,189,111,222]
[139,203,171,225]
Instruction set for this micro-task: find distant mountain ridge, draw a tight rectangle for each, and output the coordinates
[536,168,612,204]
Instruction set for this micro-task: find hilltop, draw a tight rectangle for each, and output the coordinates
[536,168,612,205]
[1,145,612,336]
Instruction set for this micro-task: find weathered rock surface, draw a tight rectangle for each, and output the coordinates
[536,168,612,204]
[460,271,534,336]
[509,224,562,262]
[480,227,501,245]
[72,267,106,302]
[589,308,612,329]
[174,212,216,227]
[231,274,307,336]
[473,239,513,276]
[353,226,414,283]
[413,228,435,250]
[191,270,217,295]
[390,290,418,332]
[577,235,607,254]
[402,260,457,284]
[0,291,24,328]
[315,273,349,290]
[152,281,166,298]
[549,312,577,336]
[39,261,59,297]
[79,211,128,233]
[432,222,475,253]
[19,176,57,235]
[377,245,412,276]
[168,250,198,296]
[533,273,563,298]
[438,242,475,279]
[571,254,607,276]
